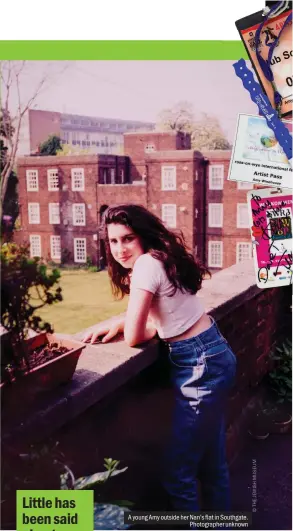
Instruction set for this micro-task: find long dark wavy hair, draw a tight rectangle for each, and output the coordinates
[101,204,210,299]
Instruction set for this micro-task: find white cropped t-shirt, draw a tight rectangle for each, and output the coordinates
[130,253,204,339]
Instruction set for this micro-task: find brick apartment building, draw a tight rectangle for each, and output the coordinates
[15,130,253,271]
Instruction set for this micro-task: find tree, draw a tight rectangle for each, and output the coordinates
[0,61,48,220]
[191,113,232,151]
[39,134,62,156]
[1,110,18,239]
[56,143,91,156]
[0,61,71,219]
[156,103,232,151]
[156,101,194,132]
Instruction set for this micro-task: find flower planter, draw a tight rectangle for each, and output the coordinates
[267,407,292,434]
[1,332,86,409]
[248,411,270,440]
[247,400,292,438]
[248,427,270,440]
[271,415,292,434]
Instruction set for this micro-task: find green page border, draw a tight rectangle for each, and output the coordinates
[0,41,247,60]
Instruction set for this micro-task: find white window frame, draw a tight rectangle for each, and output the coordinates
[110,168,115,184]
[26,170,39,191]
[71,168,85,191]
[74,237,87,263]
[236,242,252,263]
[237,203,250,228]
[209,165,224,190]
[208,241,223,268]
[50,235,61,260]
[208,203,223,228]
[161,166,177,191]
[28,203,40,224]
[30,235,41,257]
[237,181,252,190]
[47,169,59,191]
[49,203,60,224]
[162,204,177,228]
[72,203,86,226]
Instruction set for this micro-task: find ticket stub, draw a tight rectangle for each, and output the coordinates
[247,187,292,288]
[236,7,292,117]
[228,114,292,188]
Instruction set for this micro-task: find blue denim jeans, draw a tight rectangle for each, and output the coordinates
[163,317,237,511]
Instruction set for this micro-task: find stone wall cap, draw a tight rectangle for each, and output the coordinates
[201,150,232,159]
[145,150,203,160]
[17,154,127,166]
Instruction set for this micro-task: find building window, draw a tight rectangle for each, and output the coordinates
[28,203,40,224]
[237,242,252,263]
[50,235,61,260]
[47,169,59,191]
[110,168,115,184]
[73,203,86,226]
[208,203,223,228]
[237,181,252,190]
[49,203,60,224]
[161,166,176,191]
[209,165,224,190]
[237,204,250,228]
[208,241,223,268]
[74,238,86,263]
[120,169,125,184]
[26,170,38,191]
[63,131,69,143]
[162,204,177,228]
[99,168,110,184]
[71,168,85,191]
[30,235,41,257]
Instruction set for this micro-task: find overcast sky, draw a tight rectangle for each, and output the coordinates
[5,60,256,141]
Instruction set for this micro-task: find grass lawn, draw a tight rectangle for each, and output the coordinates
[36,270,128,334]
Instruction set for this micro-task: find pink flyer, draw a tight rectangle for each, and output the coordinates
[248,188,293,288]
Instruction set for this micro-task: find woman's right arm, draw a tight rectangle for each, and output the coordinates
[82,315,125,344]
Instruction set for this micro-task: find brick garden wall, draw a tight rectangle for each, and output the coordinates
[217,285,291,458]
[3,261,291,516]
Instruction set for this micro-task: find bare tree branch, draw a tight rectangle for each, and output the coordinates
[0,60,58,220]
[1,62,13,145]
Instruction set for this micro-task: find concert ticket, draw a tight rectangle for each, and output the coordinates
[236,6,292,117]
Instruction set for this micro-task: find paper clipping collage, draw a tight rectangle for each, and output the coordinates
[228,1,292,288]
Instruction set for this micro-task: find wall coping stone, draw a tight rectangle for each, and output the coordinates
[17,154,127,166]
[2,259,260,443]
